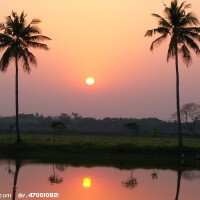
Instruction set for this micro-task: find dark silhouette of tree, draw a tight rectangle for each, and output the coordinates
[125,122,140,135]
[58,113,71,123]
[71,112,82,120]
[0,11,51,143]
[51,120,67,144]
[51,120,66,132]
[145,0,200,147]
[172,103,200,133]
[48,163,63,185]
[122,170,138,189]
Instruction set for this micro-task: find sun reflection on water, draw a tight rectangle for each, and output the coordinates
[82,177,92,188]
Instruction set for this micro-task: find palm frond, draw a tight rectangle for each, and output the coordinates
[20,53,30,73]
[180,12,200,26]
[150,34,168,51]
[177,1,191,13]
[181,27,200,33]
[145,27,169,37]
[181,35,200,54]
[24,35,51,42]
[183,2,191,10]
[183,31,200,42]
[0,23,6,30]
[179,44,192,66]
[30,18,41,25]
[0,47,13,72]
[25,48,37,65]
[152,13,172,28]
[167,36,176,62]
[23,25,41,35]
[0,33,14,43]
[19,11,27,24]
[26,41,49,50]
[18,47,37,72]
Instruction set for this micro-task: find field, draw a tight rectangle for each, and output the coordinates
[0,133,200,152]
[0,133,200,169]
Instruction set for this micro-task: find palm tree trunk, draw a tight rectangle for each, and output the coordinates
[15,55,21,143]
[175,46,183,147]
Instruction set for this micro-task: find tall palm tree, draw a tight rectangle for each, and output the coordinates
[0,11,51,143]
[145,0,200,147]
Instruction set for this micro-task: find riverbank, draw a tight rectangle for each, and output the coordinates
[0,143,199,170]
[1,134,200,153]
[0,134,200,169]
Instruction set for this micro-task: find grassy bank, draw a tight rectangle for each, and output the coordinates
[0,134,200,169]
[0,133,200,154]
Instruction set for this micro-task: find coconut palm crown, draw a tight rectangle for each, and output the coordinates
[145,0,200,147]
[0,11,51,143]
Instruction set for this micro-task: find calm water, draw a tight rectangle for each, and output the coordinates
[1,160,200,200]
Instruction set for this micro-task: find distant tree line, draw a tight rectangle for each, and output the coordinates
[1,111,200,135]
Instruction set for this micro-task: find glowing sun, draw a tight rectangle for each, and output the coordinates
[86,77,95,85]
[82,177,92,188]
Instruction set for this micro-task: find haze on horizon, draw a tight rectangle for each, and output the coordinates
[0,0,200,120]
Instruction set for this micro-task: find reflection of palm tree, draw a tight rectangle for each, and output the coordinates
[122,170,138,189]
[182,171,200,180]
[151,169,158,180]
[5,160,14,175]
[175,168,182,200]
[145,0,200,147]
[55,164,68,172]
[48,164,63,184]
[12,159,21,200]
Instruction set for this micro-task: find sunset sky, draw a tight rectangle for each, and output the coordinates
[0,0,200,120]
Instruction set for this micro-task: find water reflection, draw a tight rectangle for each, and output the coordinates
[122,170,138,189]
[12,160,21,200]
[4,159,22,200]
[1,159,200,200]
[151,169,158,180]
[82,177,92,188]
[175,168,182,200]
[183,171,200,180]
[48,163,63,184]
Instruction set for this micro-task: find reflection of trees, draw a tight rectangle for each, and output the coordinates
[5,160,14,175]
[175,168,182,200]
[182,171,200,180]
[122,170,138,189]
[151,169,158,180]
[174,167,200,199]
[55,164,68,172]
[48,163,63,184]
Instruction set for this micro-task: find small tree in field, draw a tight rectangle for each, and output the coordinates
[51,120,67,144]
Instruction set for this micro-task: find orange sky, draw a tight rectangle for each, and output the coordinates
[0,0,200,119]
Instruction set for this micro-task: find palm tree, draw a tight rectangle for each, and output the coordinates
[0,11,51,143]
[145,0,200,147]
